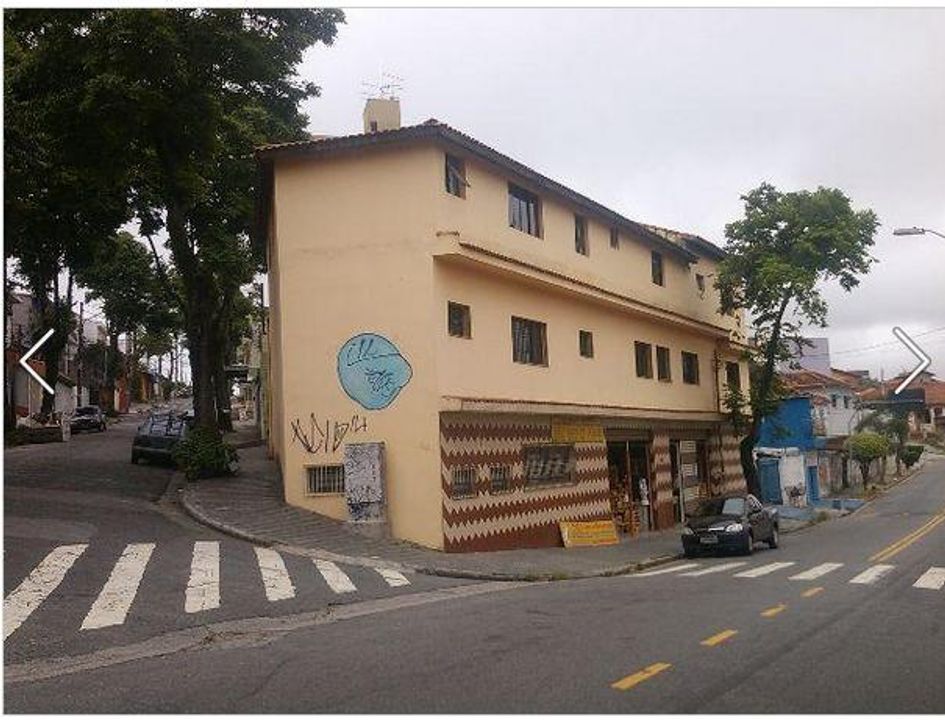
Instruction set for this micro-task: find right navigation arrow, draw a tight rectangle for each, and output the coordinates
[892,326,931,395]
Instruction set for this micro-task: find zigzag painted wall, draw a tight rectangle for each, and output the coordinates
[440,413,611,552]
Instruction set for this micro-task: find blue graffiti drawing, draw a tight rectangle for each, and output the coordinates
[337,333,412,410]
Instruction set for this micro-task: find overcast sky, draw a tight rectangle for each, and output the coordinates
[297,7,945,379]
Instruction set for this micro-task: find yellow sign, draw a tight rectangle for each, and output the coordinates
[560,520,619,548]
[551,421,605,444]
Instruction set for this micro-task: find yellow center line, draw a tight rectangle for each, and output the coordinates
[700,629,738,647]
[761,603,787,618]
[802,586,824,598]
[611,662,672,691]
[870,510,945,563]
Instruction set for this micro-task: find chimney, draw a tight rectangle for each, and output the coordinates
[363,97,401,134]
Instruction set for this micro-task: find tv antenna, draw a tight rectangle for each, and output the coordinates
[361,70,404,101]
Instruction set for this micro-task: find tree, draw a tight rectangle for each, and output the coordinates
[848,432,891,489]
[717,183,879,496]
[856,409,910,476]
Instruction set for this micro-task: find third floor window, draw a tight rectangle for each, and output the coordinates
[445,154,467,198]
[574,215,588,255]
[651,251,664,286]
[508,184,541,237]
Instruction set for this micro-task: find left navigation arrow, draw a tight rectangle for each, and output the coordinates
[19,328,55,395]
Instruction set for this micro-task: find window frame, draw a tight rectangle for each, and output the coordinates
[511,316,548,367]
[508,184,542,237]
[450,466,478,500]
[725,361,741,392]
[444,154,467,198]
[447,301,472,339]
[579,330,594,359]
[610,227,620,249]
[656,345,672,382]
[574,214,589,256]
[696,273,706,296]
[488,465,512,494]
[306,464,345,496]
[522,444,576,489]
[651,251,664,286]
[635,341,654,379]
[682,351,700,385]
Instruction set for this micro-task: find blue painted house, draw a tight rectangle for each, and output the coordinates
[755,396,828,506]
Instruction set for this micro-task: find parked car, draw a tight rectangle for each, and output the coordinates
[681,493,779,557]
[131,413,188,465]
[70,406,106,433]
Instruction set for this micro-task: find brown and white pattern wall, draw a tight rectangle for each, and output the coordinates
[439,413,611,552]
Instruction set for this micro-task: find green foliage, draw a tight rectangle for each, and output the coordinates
[173,426,239,481]
[848,431,891,488]
[901,444,924,469]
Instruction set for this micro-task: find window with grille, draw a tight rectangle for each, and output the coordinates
[489,465,512,494]
[657,346,672,382]
[725,361,741,391]
[610,227,619,249]
[511,316,548,366]
[451,466,477,499]
[306,465,344,495]
[574,215,588,255]
[523,445,575,488]
[445,154,467,198]
[508,184,541,237]
[682,351,700,385]
[635,341,653,379]
[651,251,664,286]
[579,330,594,359]
[447,301,471,338]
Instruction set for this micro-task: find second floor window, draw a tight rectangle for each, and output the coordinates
[508,184,541,237]
[696,274,706,296]
[651,251,664,286]
[682,351,700,385]
[725,361,741,391]
[511,316,547,366]
[574,215,588,255]
[657,346,671,382]
[445,154,467,198]
[579,330,594,358]
[635,341,653,379]
[610,227,619,249]
[447,301,471,338]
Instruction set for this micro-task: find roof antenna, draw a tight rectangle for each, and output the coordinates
[360,69,404,101]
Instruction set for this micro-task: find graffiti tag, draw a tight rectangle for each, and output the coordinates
[290,413,368,455]
[337,333,412,411]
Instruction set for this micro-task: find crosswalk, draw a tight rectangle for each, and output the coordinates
[632,558,945,592]
[4,541,414,642]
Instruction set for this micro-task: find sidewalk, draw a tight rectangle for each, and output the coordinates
[180,444,685,581]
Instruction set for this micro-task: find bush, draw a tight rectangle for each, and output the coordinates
[174,426,239,481]
[901,444,924,469]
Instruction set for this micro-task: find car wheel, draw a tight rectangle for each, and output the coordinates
[683,547,697,559]
[767,526,780,549]
[743,531,754,556]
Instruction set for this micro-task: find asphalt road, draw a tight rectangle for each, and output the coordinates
[4,425,944,712]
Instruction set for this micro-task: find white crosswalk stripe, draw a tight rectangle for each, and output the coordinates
[81,543,155,630]
[734,561,796,578]
[912,566,945,591]
[315,559,357,594]
[254,547,295,601]
[680,562,748,577]
[789,562,844,581]
[633,563,701,577]
[849,564,895,585]
[185,541,221,613]
[375,567,411,587]
[4,544,88,640]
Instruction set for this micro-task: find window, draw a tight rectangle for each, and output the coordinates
[844,396,851,409]
[656,346,671,382]
[574,215,588,255]
[508,184,541,237]
[445,154,466,198]
[489,465,512,494]
[635,341,653,379]
[511,316,548,366]
[831,394,838,408]
[651,251,664,286]
[725,361,741,391]
[579,330,594,358]
[696,274,706,296]
[450,467,477,499]
[682,351,700,385]
[307,465,344,495]
[610,227,619,249]
[447,301,471,338]
[523,445,575,487]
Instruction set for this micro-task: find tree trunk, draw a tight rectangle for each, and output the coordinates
[214,355,233,432]
[104,327,119,413]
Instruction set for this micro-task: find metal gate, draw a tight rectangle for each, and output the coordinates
[758,457,782,504]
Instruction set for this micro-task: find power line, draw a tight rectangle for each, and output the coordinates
[791,326,945,359]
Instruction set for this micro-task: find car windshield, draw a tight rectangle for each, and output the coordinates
[75,407,97,416]
[693,497,745,517]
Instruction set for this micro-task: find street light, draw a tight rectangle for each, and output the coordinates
[893,226,945,239]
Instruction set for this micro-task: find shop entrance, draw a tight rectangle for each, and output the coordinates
[606,439,653,534]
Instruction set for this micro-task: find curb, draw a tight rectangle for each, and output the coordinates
[178,484,684,583]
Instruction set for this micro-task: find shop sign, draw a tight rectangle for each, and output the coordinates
[551,421,605,444]
[559,519,619,548]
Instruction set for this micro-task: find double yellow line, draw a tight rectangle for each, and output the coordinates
[870,507,945,563]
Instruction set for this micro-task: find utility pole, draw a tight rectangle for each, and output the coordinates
[76,302,84,406]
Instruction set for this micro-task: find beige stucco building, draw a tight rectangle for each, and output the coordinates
[256,100,749,552]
